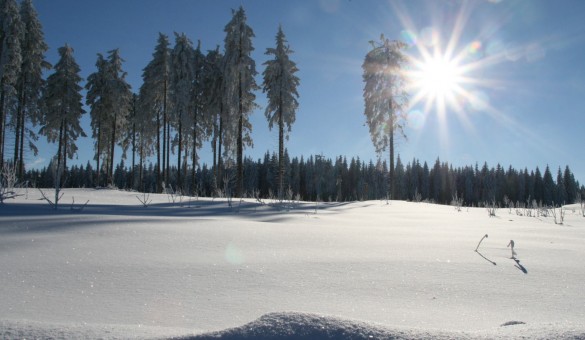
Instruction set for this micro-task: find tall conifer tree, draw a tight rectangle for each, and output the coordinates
[13,0,49,178]
[40,44,86,178]
[222,6,258,197]
[262,25,299,197]
[362,35,409,199]
[0,0,22,168]
[139,33,171,192]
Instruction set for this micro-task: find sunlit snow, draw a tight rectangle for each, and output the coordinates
[1,188,584,339]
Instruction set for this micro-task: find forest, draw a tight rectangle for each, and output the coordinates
[22,153,584,207]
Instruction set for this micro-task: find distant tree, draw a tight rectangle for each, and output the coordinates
[543,165,555,205]
[556,167,566,205]
[39,44,86,184]
[12,0,49,178]
[139,33,171,192]
[262,25,300,198]
[0,0,22,169]
[362,35,409,199]
[222,6,259,197]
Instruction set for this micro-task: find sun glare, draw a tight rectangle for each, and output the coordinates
[416,54,462,101]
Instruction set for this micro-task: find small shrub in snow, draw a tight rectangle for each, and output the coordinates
[451,193,463,212]
[0,164,21,204]
[550,205,565,225]
[485,200,498,217]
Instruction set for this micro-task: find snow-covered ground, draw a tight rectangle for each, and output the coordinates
[1,188,584,339]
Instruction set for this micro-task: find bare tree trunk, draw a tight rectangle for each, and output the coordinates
[217,116,223,191]
[0,90,6,170]
[177,111,182,190]
[388,101,394,200]
[162,80,167,188]
[278,104,284,198]
[191,109,198,195]
[18,107,25,178]
[156,111,162,192]
[96,121,101,187]
[108,114,116,186]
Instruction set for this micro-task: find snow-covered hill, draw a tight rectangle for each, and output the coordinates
[1,188,584,339]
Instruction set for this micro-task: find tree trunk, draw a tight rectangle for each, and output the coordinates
[162,80,167,189]
[177,111,182,191]
[156,111,162,192]
[278,105,284,198]
[388,102,395,200]
[166,118,170,187]
[18,106,25,179]
[96,121,101,187]
[131,103,136,190]
[217,116,223,192]
[191,109,198,195]
[109,114,116,186]
[0,90,6,170]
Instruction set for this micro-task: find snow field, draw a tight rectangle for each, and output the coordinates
[1,188,584,339]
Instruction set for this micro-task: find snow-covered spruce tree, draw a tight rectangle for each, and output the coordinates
[189,40,212,195]
[222,6,259,197]
[362,35,409,199]
[86,49,132,187]
[139,33,171,193]
[0,0,22,169]
[85,53,109,187]
[12,0,49,179]
[103,49,132,186]
[39,44,86,188]
[203,46,225,191]
[170,32,195,191]
[262,25,299,198]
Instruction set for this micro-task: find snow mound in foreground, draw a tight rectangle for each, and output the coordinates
[179,312,585,340]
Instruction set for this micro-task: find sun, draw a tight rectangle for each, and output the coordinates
[409,50,466,117]
[417,54,462,100]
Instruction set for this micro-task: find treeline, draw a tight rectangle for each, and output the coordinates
[24,153,584,206]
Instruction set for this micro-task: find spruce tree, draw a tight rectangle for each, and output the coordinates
[139,33,171,192]
[85,53,108,186]
[189,41,211,195]
[222,6,258,197]
[39,44,86,180]
[203,46,224,190]
[0,0,22,169]
[362,35,409,199]
[12,0,49,178]
[170,32,195,191]
[262,25,300,198]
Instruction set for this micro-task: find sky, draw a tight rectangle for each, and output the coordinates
[23,0,585,183]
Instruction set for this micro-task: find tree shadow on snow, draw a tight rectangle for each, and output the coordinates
[512,257,528,274]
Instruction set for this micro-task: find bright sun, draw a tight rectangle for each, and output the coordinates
[418,56,461,99]
[411,52,465,112]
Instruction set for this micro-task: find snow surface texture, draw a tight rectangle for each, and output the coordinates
[1,188,585,339]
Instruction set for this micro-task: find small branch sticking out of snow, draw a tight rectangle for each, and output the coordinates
[136,192,152,207]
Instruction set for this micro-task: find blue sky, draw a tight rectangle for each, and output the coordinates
[28,0,585,182]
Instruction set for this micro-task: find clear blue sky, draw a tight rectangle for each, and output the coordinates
[29,0,585,183]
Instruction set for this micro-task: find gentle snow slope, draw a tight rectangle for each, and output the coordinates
[1,188,584,339]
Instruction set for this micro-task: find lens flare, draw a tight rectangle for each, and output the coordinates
[401,29,418,46]
[408,110,426,130]
[225,243,245,265]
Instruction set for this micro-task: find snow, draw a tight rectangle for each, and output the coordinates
[1,188,585,339]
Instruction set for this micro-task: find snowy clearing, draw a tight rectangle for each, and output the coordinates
[1,188,584,339]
